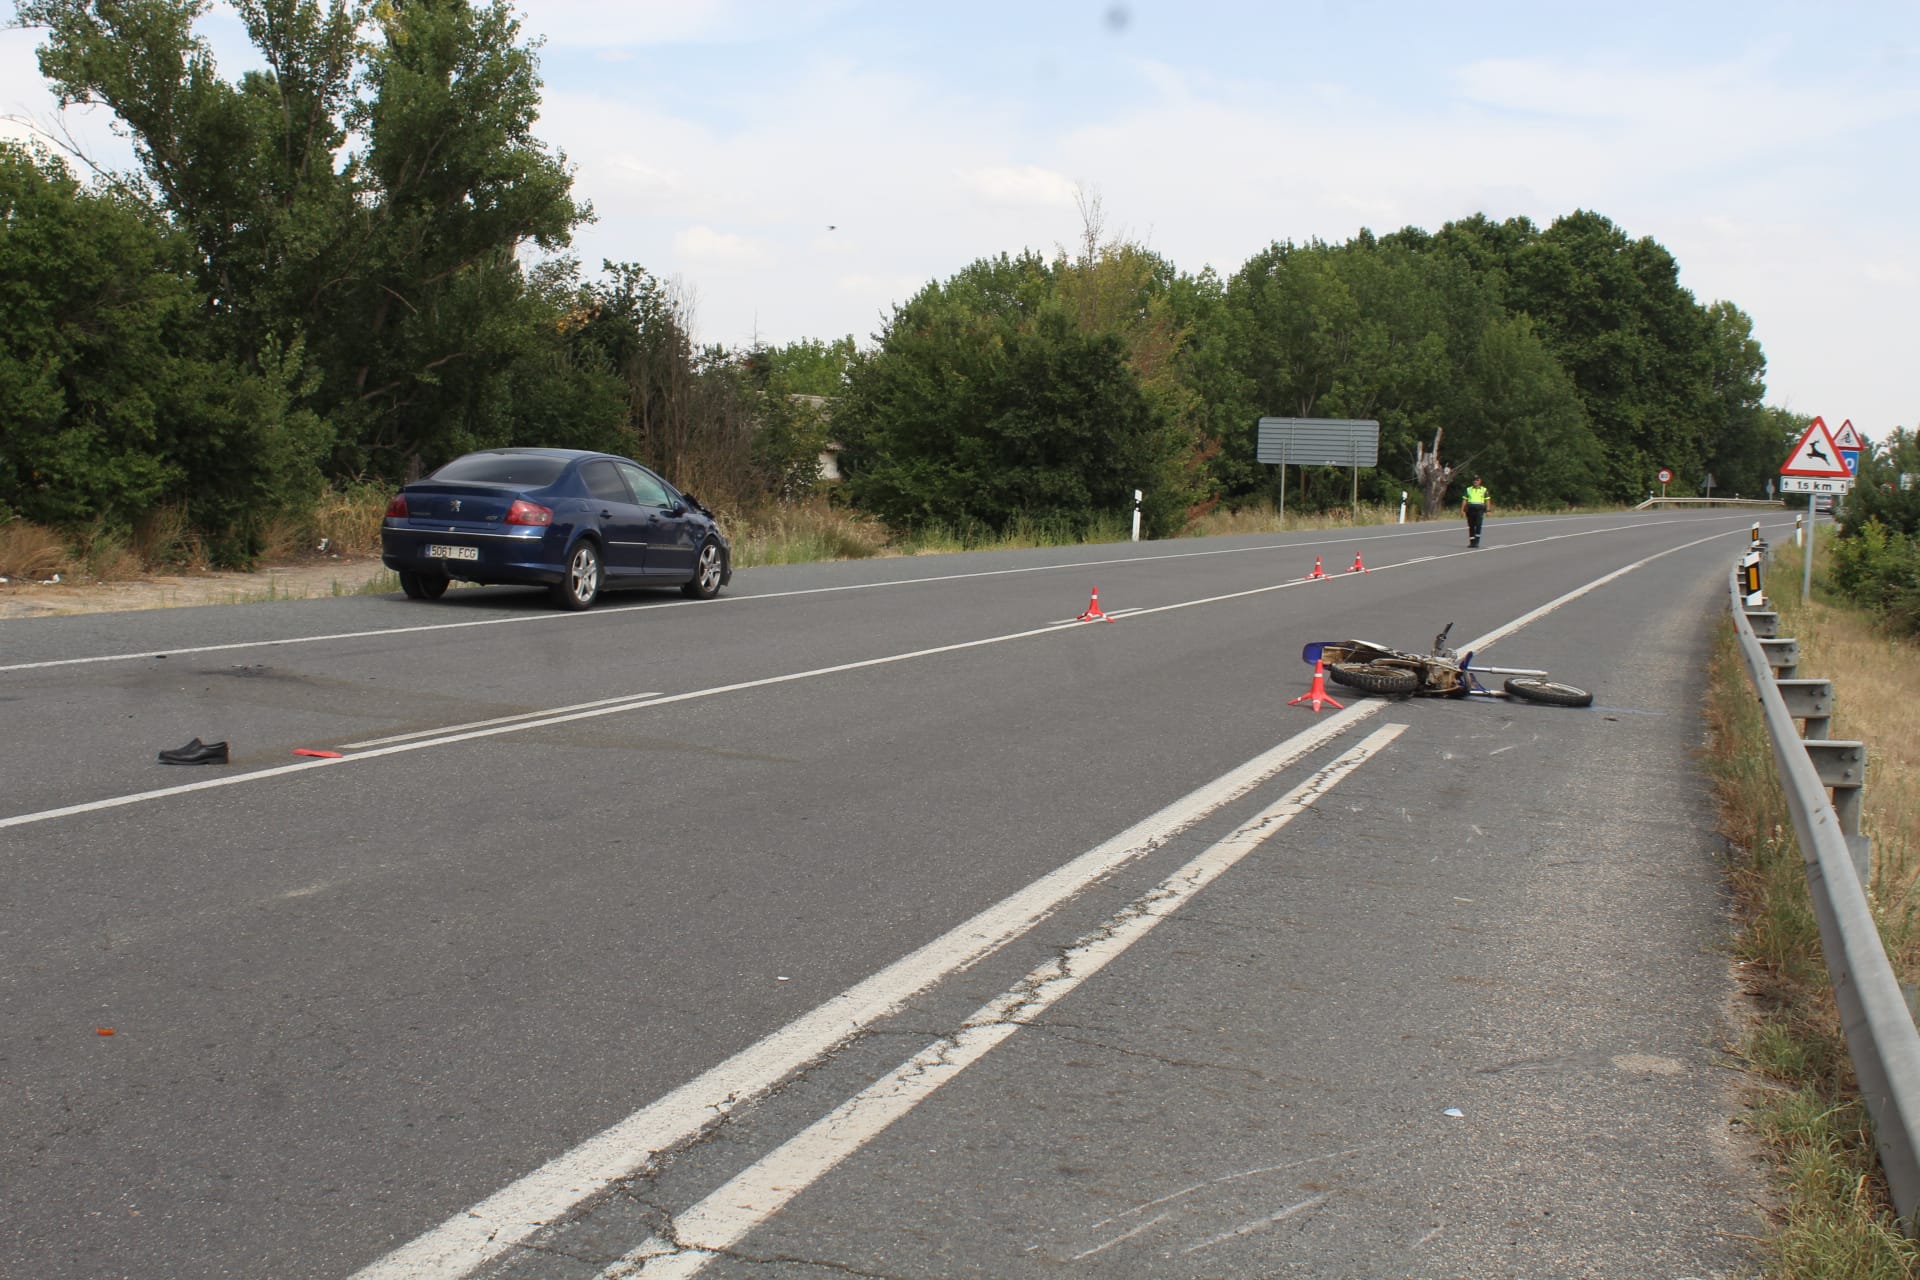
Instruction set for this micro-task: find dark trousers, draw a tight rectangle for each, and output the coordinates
[1465,503,1486,541]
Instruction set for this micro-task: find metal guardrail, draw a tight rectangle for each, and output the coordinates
[1634,496,1783,510]
[1728,560,1920,1225]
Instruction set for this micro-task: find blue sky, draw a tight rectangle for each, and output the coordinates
[6,1,1917,439]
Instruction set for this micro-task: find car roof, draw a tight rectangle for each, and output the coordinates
[463,447,600,460]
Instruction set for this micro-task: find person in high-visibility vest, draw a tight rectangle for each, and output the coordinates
[1461,476,1490,547]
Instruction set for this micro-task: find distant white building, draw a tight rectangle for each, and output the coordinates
[790,394,843,481]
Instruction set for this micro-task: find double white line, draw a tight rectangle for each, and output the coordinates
[602,725,1406,1278]
[347,702,1392,1278]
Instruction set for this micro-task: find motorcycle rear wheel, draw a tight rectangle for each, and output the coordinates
[1327,661,1420,696]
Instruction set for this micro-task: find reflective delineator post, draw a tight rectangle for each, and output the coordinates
[1795,514,1804,548]
[1741,549,1764,608]
[1398,490,1407,525]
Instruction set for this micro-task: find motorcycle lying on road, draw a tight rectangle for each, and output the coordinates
[1302,623,1594,707]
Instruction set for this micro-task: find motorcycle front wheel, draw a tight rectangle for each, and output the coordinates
[1503,677,1593,707]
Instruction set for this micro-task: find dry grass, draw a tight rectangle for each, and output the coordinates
[79,531,145,583]
[308,480,391,558]
[1764,541,1920,975]
[0,521,74,582]
[1181,499,1614,538]
[1184,500,1409,536]
[131,505,206,570]
[1704,540,1920,1276]
[729,500,892,567]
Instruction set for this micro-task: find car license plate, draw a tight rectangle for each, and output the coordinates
[426,544,478,561]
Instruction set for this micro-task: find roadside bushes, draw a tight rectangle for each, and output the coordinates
[0,144,330,565]
[1829,519,1920,638]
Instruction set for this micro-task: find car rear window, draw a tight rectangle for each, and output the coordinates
[430,454,570,486]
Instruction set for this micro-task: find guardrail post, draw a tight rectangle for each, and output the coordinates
[1759,637,1800,677]
[1775,678,1834,738]
[1803,739,1872,883]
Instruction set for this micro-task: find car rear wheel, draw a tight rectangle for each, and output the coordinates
[681,538,726,599]
[399,569,449,600]
[552,541,601,610]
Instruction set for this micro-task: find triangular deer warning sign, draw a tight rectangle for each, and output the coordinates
[1781,416,1852,477]
[1832,418,1863,451]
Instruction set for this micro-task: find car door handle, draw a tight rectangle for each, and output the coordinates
[599,509,613,518]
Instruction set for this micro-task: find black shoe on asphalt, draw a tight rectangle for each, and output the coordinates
[158,738,230,765]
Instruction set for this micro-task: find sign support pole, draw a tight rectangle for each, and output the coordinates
[1802,494,1816,603]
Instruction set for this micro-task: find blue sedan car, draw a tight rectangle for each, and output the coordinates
[380,448,731,609]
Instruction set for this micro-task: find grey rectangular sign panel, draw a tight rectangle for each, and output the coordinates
[1256,417,1380,467]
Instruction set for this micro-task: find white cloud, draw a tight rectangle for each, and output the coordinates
[960,164,1080,208]
[512,0,859,49]
[674,225,770,265]
[836,272,929,300]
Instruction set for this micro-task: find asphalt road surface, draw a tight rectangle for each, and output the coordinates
[1,510,1782,1279]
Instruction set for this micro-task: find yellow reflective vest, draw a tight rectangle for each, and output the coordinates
[1464,485,1489,505]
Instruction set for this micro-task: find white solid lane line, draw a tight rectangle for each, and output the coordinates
[334,692,664,749]
[342,702,1388,1280]
[0,597,1349,832]
[599,725,1406,1279]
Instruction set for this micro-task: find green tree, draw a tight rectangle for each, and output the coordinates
[757,336,856,397]
[1841,427,1920,539]
[18,0,591,479]
[1051,204,1210,520]
[0,142,183,526]
[836,267,1183,537]
[0,141,327,551]
[1698,302,1775,497]
[1219,231,1596,512]
[1459,210,1719,499]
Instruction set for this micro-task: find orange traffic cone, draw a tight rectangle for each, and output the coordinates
[1288,659,1345,713]
[1304,555,1330,580]
[1077,587,1116,622]
[1347,551,1368,573]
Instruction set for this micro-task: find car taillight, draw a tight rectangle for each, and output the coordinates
[506,499,553,526]
[385,494,408,518]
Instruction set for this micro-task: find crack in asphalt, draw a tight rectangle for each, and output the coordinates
[1032,1024,1280,1081]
